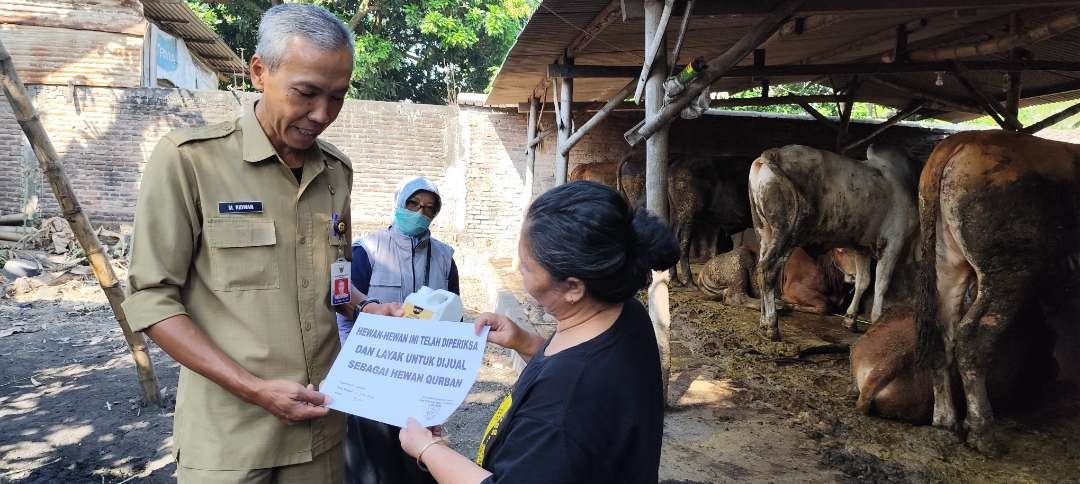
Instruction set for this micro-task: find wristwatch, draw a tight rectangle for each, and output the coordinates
[356,298,382,319]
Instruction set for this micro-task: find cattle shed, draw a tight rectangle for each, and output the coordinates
[485,0,1080,398]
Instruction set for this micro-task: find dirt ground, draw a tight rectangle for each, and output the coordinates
[1,278,1078,483]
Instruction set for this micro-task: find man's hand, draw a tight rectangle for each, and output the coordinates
[363,302,403,317]
[250,381,330,425]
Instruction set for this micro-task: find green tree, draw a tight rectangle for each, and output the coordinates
[187,0,535,104]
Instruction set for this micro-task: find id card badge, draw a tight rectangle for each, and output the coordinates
[331,258,351,306]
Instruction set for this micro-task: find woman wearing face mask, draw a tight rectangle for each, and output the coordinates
[339,176,459,484]
[398,181,679,484]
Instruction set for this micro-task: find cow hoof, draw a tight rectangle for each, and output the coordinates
[967,429,1006,457]
[842,316,860,332]
[760,326,781,341]
[927,425,962,444]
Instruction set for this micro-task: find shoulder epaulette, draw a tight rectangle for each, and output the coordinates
[317,138,352,170]
[163,120,236,147]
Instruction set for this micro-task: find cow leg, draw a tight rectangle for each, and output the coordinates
[954,291,1012,456]
[843,253,873,330]
[928,219,974,436]
[757,240,793,341]
[869,244,903,323]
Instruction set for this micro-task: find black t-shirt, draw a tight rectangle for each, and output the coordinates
[480,299,664,484]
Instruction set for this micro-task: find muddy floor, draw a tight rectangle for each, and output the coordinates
[1,279,1078,482]
[665,288,1080,483]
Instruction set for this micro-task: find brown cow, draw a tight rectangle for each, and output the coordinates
[569,161,618,188]
[697,245,855,315]
[854,305,1058,425]
[916,130,1079,454]
[619,155,752,287]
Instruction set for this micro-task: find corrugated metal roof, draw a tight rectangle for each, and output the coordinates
[488,1,1080,122]
[141,0,246,78]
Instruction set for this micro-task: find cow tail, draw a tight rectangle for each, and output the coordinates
[759,149,807,236]
[914,139,963,369]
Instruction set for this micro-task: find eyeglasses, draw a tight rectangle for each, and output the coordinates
[405,199,438,218]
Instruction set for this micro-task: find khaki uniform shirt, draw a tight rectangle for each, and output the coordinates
[122,101,351,470]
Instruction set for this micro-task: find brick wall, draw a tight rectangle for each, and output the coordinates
[0,86,954,257]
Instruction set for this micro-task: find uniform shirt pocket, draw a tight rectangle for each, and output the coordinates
[205,218,280,291]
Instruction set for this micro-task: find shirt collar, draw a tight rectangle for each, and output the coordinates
[241,101,278,163]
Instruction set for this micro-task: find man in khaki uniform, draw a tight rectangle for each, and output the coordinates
[122,5,396,482]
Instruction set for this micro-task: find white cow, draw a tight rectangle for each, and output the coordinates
[748,144,918,340]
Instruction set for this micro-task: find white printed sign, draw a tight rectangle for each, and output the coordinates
[322,313,489,427]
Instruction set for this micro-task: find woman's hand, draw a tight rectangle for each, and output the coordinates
[474,312,544,360]
[399,417,437,458]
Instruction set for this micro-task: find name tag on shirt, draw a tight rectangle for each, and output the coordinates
[218,201,263,214]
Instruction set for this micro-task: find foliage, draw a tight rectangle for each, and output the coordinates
[186,0,535,104]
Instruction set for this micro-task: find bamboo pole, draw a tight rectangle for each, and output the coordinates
[908,10,1080,62]
[560,78,637,157]
[0,40,161,406]
[626,0,805,145]
[634,0,675,104]
[555,65,573,186]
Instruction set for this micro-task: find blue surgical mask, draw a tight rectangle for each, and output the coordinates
[394,207,431,237]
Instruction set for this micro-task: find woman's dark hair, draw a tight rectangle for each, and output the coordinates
[524,181,680,303]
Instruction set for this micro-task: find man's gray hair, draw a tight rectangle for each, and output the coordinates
[256,4,355,71]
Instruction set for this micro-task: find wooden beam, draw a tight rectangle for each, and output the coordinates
[951,65,1020,130]
[548,64,643,79]
[634,0,675,103]
[1021,100,1080,133]
[908,10,1080,61]
[566,0,625,55]
[864,76,981,113]
[716,94,846,106]
[842,101,925,152]
[0,39,162,406]
[519,100,640,113]
[724,60,1080,76]
[798,102,842,133]
[670,1,1080,15]
[561,60,1080,81]
[561,79,637,157]
[626,0,806,146]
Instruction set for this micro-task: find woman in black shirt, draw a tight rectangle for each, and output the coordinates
[398,181,679,483]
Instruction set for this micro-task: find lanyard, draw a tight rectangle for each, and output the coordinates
[411,239,432,291]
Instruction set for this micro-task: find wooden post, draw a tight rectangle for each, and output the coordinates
[643,0,673,406]
[951,65,1018,130]
[0,40,161,406]
[555,59,574,185]
[512,96,540,272]
[1006,14,1023,122]
[754,49,769,97]
[836,77,859,151]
